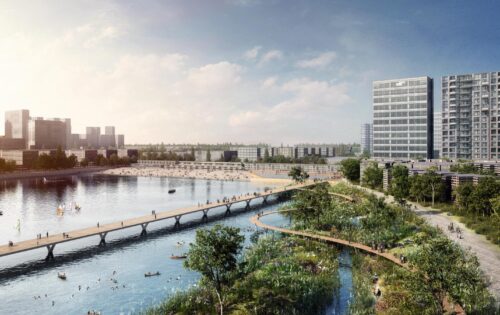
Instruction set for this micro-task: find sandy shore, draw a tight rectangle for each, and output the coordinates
[102,166,293,185]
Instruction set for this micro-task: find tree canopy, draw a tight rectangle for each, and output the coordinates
[340,158,360,182]
[184,224,244,315]
[288,166,310,183]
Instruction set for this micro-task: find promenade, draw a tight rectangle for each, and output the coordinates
[354,183,500,302]
[0,181,319,260]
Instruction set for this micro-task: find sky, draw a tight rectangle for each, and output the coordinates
[1,0,500,145]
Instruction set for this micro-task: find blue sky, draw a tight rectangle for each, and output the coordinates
[1,0,499,144]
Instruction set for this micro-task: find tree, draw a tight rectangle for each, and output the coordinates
[206,149,211,161]
[410,237,487,313]
[453,182,474,213]
[184,225,244,315]
[409,174,426,203]
[469,177,499,216]
[361,162,383,189]
[390,165,409,203]
[421,170,444,207]
[340,158,360,182]
[292,184,331,226]
[80,158,89,167]
[288,166,310,183]
[0,158,16,172]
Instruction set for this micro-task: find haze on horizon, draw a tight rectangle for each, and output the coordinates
[1,0,499,145]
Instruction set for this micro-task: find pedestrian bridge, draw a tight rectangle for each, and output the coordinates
[0,181,322,260]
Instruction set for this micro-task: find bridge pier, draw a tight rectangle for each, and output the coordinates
[202,209,209,220]
[99,232,108,246]
[263,196,268,204]
[245,200,251,210]
[45,244,56,261]
[140,223,149,236]
[174,215,182,228]
[225,204,232,215]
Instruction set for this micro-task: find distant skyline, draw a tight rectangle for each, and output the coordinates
[1,0,499,145]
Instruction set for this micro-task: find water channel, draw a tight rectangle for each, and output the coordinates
[0,174,352,314]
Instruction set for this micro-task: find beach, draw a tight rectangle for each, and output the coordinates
[102,166,293,184]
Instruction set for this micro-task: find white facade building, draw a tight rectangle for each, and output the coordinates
[372,76,434,159]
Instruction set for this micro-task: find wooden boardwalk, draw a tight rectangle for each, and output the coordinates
[0,181,320,260]
[250,209,465,314]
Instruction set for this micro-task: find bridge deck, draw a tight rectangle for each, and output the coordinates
[0,181,318,258]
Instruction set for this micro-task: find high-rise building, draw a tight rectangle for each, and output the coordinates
[105,126,115,136]
[115,134,125,148]
[360,123,373,155]
[5,110,30,147]
[271,146,294,158]
[372,76,434,159]
[27,117,67,149]
[433,112,442,158]
[441,72,500,160]
[86,127,101,148]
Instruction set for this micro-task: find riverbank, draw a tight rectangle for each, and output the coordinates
[0,166,113,181]
[102,166,293,185]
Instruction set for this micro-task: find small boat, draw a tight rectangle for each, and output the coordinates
[58,272,67,280]
[0,211,3,216]
[170,255,187,260]
[168,189,176,194]
[144,271,161,277]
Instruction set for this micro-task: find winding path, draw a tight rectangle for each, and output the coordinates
[250,199,465,314]
[354,184,500,302]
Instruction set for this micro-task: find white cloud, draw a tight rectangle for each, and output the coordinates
[262,76,277,88]
[229,111,262,127]
[259,50,283,65]
[243,46,261,60]
[296,51,336,69]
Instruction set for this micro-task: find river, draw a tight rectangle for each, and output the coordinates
[0,174,352,314]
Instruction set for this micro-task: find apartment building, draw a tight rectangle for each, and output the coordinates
[441,72,500,160]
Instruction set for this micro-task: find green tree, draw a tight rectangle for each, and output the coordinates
[184,224,244,315]
[409,174,426,203]
[361,162,383,189]
[453,182,474,213]
[421,170,444,207]
[390,165,409,203]
[288,166,310,183]
[410,237,490,314]
[292,184,331,226]
[469,177,499,216]
[80,158,89,167]
[340,158,360,182]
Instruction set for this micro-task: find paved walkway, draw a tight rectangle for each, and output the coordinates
[354,184,500,302]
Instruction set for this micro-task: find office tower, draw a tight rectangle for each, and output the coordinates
[433,112,442,158]
[360,123,373,155]
[372,76,434,159]
[86,127,101,148]
[27,117,67,149]
[105,126,115,136]
[441,72,500,160]
[5,110,30,147]
[115,134,124,148]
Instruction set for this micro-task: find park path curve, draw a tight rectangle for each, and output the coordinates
[354,184,500,302]
[250,209,464,314]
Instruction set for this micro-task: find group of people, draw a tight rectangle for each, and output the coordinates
[447,222,464,239]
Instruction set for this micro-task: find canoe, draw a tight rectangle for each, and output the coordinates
[144,271,161,277]
[170,255,187,260]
